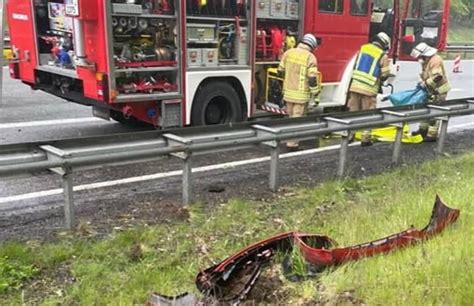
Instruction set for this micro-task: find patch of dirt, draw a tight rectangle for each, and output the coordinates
[22,263,76,304]
[246,265,289,304]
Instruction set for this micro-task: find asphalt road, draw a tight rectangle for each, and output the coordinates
[0,61,473,240]
[1,61,473,143]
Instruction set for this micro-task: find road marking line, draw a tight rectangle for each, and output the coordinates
[0,143,355,204]
[0,117,104,129]
[449,121,474,131]
[1,121,473,204]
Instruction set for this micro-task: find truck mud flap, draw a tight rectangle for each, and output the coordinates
[148,195,460,305]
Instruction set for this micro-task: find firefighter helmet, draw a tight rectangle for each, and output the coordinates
[375,32,391,50]
[301,33,318,50]
[410,42,437,58]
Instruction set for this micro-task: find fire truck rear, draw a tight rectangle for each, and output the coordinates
[6,0,450,127]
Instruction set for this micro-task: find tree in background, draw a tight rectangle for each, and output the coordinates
[450,0,473,26]
[373,0,472,26]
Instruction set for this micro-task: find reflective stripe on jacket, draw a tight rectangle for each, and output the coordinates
[350,43,389,96]
[278,43,318,103]
[421,54,450,97]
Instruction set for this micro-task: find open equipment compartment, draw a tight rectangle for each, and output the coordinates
[106,0,182,103]
[33,0,79,78]
[185,0,250,69]
[254,0,305,107]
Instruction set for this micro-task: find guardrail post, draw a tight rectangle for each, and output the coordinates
[337,131,350,178]
[172,152,193,205]
[268,141,280,192]
[392,124,404,164]
[62,166,75,230]
[183,155,192,205]
[436,116,449,155]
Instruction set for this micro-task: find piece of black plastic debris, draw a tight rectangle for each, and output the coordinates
[208,185,226,193]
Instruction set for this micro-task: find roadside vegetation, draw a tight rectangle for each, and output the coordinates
[1,152,473,305]
[448,24,474,45]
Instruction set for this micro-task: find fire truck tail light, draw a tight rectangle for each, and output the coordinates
[96,73,105,81]
[9,63,20,79]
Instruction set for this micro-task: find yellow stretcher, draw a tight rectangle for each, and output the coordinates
[354,125,424,144]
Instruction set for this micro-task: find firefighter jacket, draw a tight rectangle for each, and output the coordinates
[420,54,450,101]
[349,43,390,97]
[278,43,319,104]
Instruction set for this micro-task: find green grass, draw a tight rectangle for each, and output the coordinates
[1,153,473,305]
[448,25,474,44]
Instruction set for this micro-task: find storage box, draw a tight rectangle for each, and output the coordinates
[48,3,73,32]
[286,1,300,19]
[187,24,216,42]
[187,48,202,67]
[187,48,218,67]
[202,48,218,67]
[270,0,286,18]
[256,0,271,18]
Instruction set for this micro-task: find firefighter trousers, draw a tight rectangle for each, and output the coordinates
[419,94,447,138]
[347,92,377,143]
[286,101,308,148]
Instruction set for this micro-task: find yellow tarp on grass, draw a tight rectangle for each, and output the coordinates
[355,125,423,144]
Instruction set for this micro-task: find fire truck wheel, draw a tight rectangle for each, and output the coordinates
[191,81,243,126]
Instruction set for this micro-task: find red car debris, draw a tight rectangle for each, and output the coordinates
[148,195,460,305]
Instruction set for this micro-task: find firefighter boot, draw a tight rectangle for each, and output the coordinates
[411,128,428,138]
[412,122,429,138]
[360,130,373,147]
[423,125,439,142]
[286,145,300,152]
[286,140,300,152]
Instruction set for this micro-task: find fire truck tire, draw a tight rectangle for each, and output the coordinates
[191,81,243,126]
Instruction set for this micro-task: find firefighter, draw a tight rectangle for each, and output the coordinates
[410,42,451,142]
[348,32,391,146]
[278,33,320,151]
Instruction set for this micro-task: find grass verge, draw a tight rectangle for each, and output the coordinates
[1,152,473,305]
[448,26,474,44]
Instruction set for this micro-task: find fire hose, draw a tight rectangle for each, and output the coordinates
[148,195,460,305]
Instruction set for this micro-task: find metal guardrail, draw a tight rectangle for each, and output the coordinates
[1,98,473,229]
[446,44,474,51]
[444,44,474,58]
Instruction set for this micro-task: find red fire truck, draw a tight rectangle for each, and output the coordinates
[6,0,450,127]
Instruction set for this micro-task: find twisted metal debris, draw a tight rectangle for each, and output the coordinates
[148,195,460,305]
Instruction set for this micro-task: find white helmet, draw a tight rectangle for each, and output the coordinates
[375,32,391,50]
[410,42,437,58]
[301,33,318,50]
